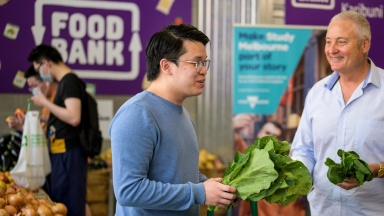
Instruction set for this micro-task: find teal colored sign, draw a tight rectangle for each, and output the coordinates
[233,25,312,114]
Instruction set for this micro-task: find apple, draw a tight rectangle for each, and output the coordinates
[14,108,25,117]
[5,116,14,123]
[174,17,183,25]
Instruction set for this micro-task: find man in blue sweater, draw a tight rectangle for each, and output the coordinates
[109,24,236,215]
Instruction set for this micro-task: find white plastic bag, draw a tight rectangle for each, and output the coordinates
[10,110,51,191]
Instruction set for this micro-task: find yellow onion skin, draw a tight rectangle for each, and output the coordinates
[51,202,68,215]
[4,205,18,215]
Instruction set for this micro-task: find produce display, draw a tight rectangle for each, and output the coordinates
[0,171,68,215]
[98,148,112,167]
[88,147,112,170]
[88,156,108,170]
[208,136,312,211]
[198,149,225,170]
[0,109,111,215]
[325,149,373,186]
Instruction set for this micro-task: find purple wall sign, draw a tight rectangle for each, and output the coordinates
[285,0,384,68]
[0,0,192,95]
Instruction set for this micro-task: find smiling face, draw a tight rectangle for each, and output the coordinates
[325,19,370,74]
[168,40,208,103]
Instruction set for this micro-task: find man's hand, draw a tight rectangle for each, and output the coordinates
[232,114,257,131]
[31,88,49,107]
[204,178,236,208]
[6,115,24,131]
[337,178,359,190]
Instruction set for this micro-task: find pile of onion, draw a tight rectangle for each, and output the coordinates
[0,179,68,216]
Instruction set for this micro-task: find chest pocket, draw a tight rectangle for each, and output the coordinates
[355,119,384,161]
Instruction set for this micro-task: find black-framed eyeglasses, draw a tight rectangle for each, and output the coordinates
[36,63,43,72]
[171,59,211,73]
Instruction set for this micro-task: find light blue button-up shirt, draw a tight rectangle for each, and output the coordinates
[291,59,384,216]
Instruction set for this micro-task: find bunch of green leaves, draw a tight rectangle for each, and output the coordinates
[207,136,312,211]
[324,149,373,186]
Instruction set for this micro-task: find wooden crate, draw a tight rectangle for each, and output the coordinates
[87,168,111,215]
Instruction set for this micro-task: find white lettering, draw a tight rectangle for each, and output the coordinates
[341,3,383,19]
[68,39,87,64]
[51,13,126,66]
[106,41,124,65]
[106,15,124,40]
[88,14,105,40]
[266,32,295,43]
[88,40,105,65]
[52,12,69,37]
[69,13,87,38]
[238,42,289,52]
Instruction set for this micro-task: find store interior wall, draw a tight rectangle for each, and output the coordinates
[0,0,284,160]
[194,0,285,163]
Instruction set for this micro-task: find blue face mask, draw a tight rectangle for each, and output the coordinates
[39,70,53,83]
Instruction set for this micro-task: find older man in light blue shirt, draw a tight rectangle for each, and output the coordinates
[291,11,384,216]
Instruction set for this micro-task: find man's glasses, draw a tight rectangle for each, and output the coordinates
[171,59,211,73]
[36,63,43,72]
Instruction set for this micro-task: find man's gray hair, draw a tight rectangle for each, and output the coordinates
[330,11,371,43]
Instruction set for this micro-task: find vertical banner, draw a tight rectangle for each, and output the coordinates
[233,25,312,114]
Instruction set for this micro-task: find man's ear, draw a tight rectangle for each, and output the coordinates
[159,59,173,75]
[362,38,370,54]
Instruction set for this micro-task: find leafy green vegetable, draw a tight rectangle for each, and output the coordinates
[207,136,312,211]
[324,149,373,186]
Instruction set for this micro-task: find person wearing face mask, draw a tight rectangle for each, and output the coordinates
[6,65,57,133]
[28,44,88,216]
[26,65,58,132]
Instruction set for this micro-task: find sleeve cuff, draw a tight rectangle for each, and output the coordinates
[192,182,206,205]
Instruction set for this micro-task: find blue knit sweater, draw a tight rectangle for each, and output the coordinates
[109,91,208,216]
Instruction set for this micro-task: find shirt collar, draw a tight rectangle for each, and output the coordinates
[324,58,380,90]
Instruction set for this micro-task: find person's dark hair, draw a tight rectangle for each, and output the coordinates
[28,44,63,64]
[24,65,42,81]
[145,24,210,81]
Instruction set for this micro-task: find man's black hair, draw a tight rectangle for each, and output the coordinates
[28,44,63,64]
[24,65,42,81]
[145,24,210,81]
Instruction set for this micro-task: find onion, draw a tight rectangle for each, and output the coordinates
[17,187,29,196]
[38,198,52,207]
[0,188,5,198]
[22,207,37,216]
[8,193,24,208]
[0,209,8,216]
[0,173,7,184]
[25,192,35,202]
[51,203,67,215]
[5,185,15,195]
[0,197,5,208]
[0,181,6,190]
[4,205,18,215]
[37,205,53,216]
